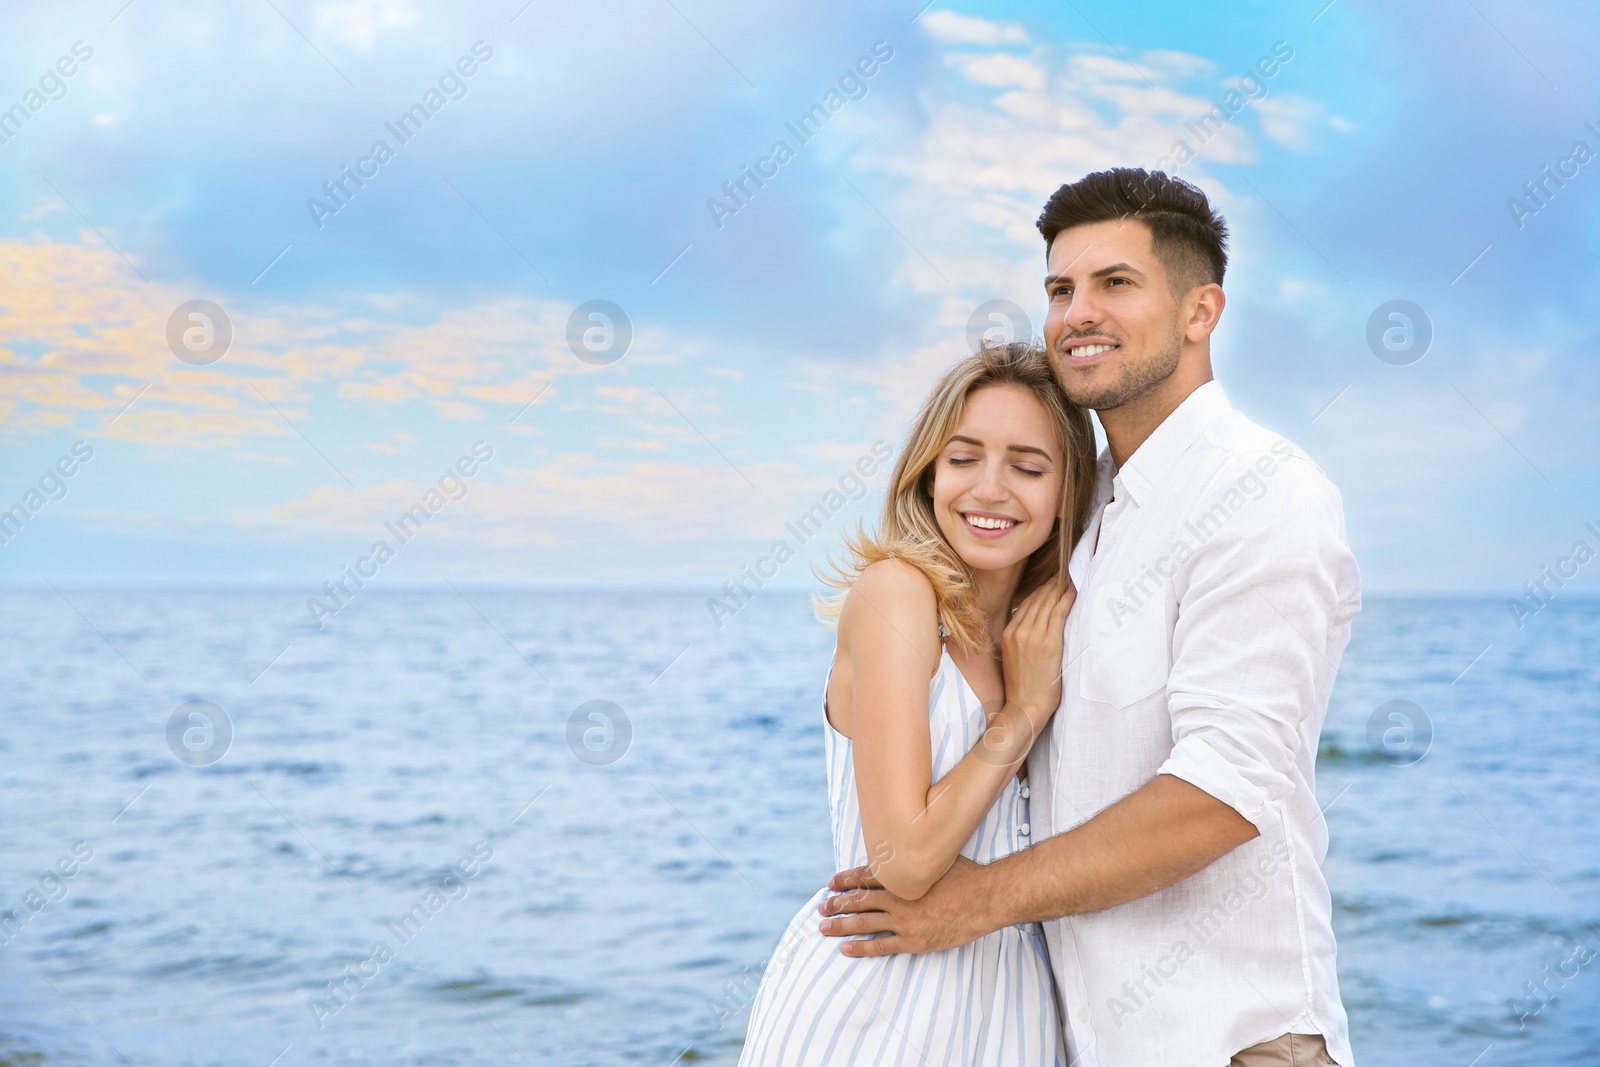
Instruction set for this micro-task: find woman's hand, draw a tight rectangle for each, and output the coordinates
[1000,579,1076,726]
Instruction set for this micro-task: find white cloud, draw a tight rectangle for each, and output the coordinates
[315,0,417,49]
[1308,383,1530,495]
[216,445,896,584]
[921,10,1028,46]
[1253,93,1325,151]
[830,31,1252,431]
[1139,49,1216,80]
[1275,275,1332,305]
[953,53,1046,90]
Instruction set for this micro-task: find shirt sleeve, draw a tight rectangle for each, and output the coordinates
[1156,456,1361,834]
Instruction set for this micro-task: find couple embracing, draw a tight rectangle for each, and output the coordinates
[737,169,1361,1067]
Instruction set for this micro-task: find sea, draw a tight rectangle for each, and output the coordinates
[1,590,1596,1066]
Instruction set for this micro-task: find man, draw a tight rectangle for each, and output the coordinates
[818,168,1361,1066]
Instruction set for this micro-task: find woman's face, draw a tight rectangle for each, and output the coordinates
[930,383,1065,574]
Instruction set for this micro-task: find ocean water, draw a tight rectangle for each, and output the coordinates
[0,589,1595,1066]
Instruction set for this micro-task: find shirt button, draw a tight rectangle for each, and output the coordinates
[1078,1007,1090,1023]
[1019,785,1030,799]
[1017,823,1030,836]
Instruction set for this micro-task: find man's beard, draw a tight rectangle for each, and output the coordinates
[1056,324,1182,412]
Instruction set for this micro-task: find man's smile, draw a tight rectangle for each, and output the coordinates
[1060,340,1120,366]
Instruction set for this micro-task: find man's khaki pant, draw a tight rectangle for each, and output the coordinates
[1229,1032,1340,1066]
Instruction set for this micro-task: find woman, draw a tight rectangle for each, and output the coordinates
[738,341,1098,1065]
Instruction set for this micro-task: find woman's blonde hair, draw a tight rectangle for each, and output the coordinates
[816,340,1098,652]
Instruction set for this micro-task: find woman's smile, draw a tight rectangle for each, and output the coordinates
[960,510,1022,538]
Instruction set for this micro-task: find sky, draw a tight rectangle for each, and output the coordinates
[1,0,1597,599]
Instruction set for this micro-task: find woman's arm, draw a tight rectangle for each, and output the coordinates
[842,562,1072,901]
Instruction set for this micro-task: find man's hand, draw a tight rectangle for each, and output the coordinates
[820,775,1258,955]
[817,856,994,956]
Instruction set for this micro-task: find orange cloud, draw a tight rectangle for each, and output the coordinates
[0,235,626,449]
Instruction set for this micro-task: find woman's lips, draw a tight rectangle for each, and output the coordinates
[961,512,1020,539]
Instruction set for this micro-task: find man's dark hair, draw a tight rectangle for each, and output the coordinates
[1037,168,1229,295]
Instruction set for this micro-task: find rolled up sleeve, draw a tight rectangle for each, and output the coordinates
[1158,732,1278,830]
[1158,460,1360,835]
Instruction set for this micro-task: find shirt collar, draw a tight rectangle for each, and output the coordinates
[1112,380,1232,507]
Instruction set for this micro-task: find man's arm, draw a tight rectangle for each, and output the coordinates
[819,772,1255,955]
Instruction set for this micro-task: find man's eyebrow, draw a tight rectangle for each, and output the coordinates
[947,434,1056,460]
[1044,261,1146,287]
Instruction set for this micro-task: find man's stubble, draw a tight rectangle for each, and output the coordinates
[1054,319,1183,414]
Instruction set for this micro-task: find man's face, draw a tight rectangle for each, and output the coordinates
[1042,218,1185,411]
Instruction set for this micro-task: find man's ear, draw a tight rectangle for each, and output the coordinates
[1184,283,1225,343]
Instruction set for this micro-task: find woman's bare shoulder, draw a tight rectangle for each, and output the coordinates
[837,558,940,659]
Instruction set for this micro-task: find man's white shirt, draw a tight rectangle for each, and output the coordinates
[1026,380,1361,1067]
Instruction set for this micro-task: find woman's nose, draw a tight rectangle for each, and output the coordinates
[972,461,1008,502]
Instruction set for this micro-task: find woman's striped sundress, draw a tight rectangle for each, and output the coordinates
[737,643,1067,1066]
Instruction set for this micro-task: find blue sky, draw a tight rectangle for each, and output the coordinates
[1,0,1596,597]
